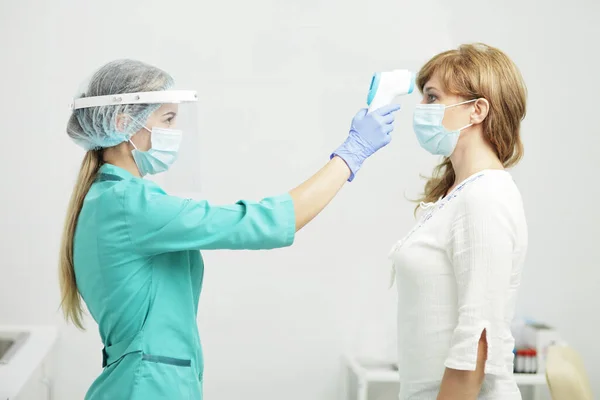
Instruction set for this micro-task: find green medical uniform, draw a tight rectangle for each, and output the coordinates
[74,164,295,399]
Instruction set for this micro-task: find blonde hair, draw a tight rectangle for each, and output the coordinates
[59,150,102,329]
[417,43,527,205]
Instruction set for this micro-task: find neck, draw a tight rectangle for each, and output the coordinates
[449,129,503,186]
[102,142,141,177]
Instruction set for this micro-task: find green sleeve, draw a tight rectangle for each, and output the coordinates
[124,180,295,256]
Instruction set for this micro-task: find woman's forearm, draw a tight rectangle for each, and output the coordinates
[288,104,401,232]
[289,156,351,231]
[437,330,487,400]
[437,368,483,400]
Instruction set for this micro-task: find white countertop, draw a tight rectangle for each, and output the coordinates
[0,325,58,400]
[346,354,547,386]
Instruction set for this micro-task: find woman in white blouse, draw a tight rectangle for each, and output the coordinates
[390,43,528,399]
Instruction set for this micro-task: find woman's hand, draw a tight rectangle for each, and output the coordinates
[331,104,401,181]
[290,104,401,231]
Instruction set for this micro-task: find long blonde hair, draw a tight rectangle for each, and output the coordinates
[417,43,527,205]
[59,150,102,329]
[59,59,174,329]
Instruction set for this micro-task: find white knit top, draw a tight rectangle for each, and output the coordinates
[389,170,528,399]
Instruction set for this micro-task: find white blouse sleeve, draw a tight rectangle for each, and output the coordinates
[444,188,516,375]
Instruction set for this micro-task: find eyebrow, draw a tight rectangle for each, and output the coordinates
[424,86,439,93]
[162,111,177,118]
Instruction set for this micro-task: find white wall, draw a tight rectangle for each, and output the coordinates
[0,0,598,399]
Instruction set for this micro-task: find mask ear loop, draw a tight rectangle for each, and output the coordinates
[127,115,153,150]
[445,98,479,109]
[128,116,153,134]
[445,98,480,132]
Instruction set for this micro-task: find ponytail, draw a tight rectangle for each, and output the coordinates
[59,150,102,329]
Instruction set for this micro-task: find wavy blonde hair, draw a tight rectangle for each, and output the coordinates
[417,43,527,205]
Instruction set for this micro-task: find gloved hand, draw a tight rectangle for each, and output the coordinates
[331,104,401,181]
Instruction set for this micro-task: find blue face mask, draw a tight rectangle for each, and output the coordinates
[412,99,476,156]
[130,126,183,177]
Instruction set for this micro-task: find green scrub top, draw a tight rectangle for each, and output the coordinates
[74,164,295,400]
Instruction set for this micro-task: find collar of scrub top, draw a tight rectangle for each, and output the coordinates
[70,90,198,110]
[96,163,136,183]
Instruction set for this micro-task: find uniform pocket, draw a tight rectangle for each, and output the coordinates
[142,354,192,367]
[131,354,200,400]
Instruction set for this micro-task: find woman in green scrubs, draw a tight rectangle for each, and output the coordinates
[59,59,400,400]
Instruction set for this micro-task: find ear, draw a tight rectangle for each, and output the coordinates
[470,98,490,125]
[115,114,130,132]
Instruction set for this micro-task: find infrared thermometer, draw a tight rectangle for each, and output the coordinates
[366,69,416,113]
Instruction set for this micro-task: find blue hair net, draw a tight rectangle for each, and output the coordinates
[67,59,174,151]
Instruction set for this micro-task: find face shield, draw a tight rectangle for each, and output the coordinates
[71,90,201,194]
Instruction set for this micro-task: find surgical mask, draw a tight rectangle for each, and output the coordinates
[413,99,476,156]
[130,126,183,176]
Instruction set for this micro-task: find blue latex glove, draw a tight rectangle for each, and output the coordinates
[331,104,401,181]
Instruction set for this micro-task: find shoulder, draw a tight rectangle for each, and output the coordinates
[121,178,192,217]
[87,177,179,221]
[458,170,523,213]
[94,177,166,204]
[449,171,527,247]
[451,170,527,236]
[121,177,168,200]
